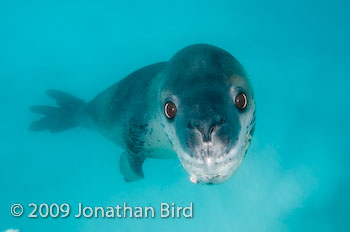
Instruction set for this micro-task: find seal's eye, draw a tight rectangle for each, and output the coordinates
[235,92,247,110]
[164,102,177,119]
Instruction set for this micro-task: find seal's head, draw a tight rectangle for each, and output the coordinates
[160,44,255,184]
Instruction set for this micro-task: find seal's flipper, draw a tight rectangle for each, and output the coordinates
[29,89,85,133]
[46,89,85,111]
[119,152,145,182]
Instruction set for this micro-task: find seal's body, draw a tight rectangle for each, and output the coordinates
[30,44,256,184]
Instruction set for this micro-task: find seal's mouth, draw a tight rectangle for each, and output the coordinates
[177,143,244,184]
[181,157,239,184]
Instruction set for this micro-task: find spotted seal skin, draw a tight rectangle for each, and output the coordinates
[30,44,256,184]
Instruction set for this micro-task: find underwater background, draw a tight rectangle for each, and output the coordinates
[0,0,349,231]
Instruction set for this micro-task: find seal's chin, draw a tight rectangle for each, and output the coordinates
[178,145,243,185]
[188,170,233,185]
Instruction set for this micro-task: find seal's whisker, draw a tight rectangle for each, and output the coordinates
[174,162,182,169]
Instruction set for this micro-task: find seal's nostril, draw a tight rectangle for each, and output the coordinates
[199,125,217,142]
[209,125,216,135]
[193,123,218,142]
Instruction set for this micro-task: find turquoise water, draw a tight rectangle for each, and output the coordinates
[1,0,349,231]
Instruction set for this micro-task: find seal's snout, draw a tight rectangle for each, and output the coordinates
[195,124,217,142]
[184,117,230,158]
[187,117,225,143]
[179,117,242,184]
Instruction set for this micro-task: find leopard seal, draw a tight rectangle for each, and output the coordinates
[30,44,256,184]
